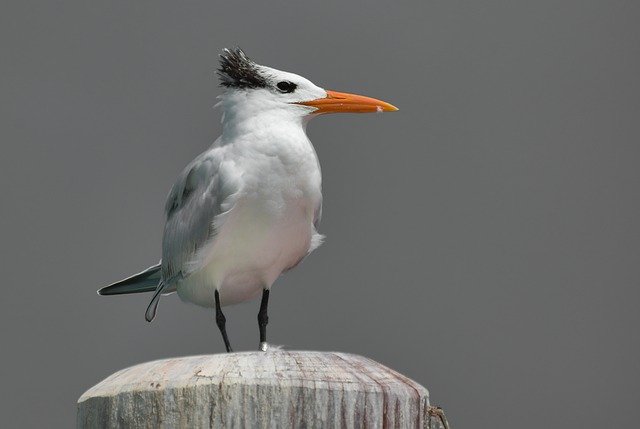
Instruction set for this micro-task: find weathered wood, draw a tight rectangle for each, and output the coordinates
[78,350,445,429]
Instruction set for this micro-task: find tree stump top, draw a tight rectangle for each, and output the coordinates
[78,350,440,428]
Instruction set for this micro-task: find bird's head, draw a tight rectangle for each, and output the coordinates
[216,48,397,124]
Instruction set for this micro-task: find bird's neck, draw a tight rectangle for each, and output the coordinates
[221,112,307,142]
[218,95,309,145]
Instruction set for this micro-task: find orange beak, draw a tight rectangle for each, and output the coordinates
[297,90,398,114]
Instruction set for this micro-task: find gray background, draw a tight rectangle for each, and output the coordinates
[1,1,638,427]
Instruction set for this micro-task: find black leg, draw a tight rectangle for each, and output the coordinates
[215,290,233,353]
[258,289,270,351]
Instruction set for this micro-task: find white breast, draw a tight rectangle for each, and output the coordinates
[176,128,323,308]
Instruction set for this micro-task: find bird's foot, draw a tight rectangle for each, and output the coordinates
[259,342,269,352]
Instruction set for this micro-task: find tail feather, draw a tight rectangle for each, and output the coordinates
[145,281,167,322]
[98,263,161,296]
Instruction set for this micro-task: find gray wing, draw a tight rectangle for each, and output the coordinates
[161,147,240,285]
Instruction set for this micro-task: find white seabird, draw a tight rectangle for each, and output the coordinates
[98,48,398,352]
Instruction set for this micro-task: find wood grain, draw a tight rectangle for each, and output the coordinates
[78,350,443,428]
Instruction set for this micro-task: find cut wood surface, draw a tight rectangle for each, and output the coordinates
[78,350,446,428]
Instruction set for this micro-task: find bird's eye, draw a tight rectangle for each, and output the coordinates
[276,81,297,93]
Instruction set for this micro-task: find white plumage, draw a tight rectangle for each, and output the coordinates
[160,67,326,311]
[99,48,397,351]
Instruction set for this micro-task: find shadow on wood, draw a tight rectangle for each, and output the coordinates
[78,350,447,428]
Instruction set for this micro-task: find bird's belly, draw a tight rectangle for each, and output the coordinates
[176,194,318,307]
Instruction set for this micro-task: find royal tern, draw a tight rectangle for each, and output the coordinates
[98,48,397,352]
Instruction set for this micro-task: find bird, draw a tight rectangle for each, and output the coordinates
[98,48,397,352]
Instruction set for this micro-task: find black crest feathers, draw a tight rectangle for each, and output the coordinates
[217,48,267,89]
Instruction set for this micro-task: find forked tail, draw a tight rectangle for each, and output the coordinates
[98,263,161,295]
[98,263,167,322]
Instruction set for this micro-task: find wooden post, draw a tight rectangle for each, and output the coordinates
[78,350,447,428]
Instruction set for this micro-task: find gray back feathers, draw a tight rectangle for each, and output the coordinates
[161,148,239,284]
